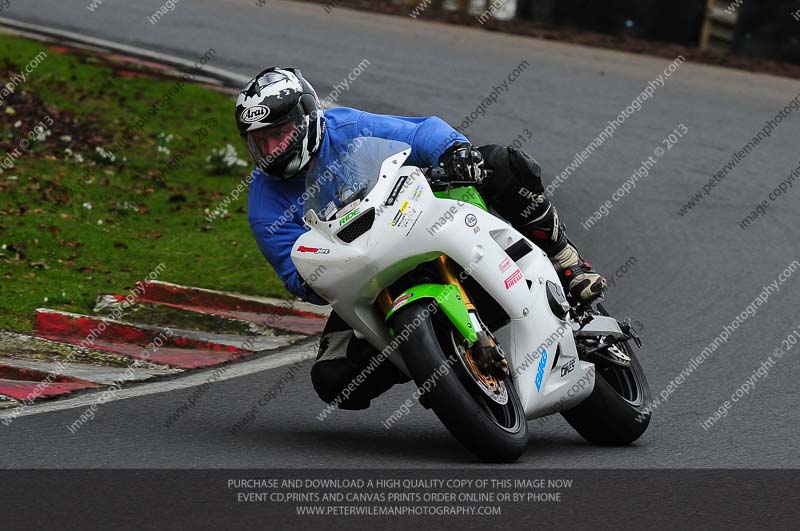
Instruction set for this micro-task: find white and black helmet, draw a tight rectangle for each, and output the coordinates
[235,67,324,179]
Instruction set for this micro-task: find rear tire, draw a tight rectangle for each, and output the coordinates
[561,305,652,445]
[392,302,528,462]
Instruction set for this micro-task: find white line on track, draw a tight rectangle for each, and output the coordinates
[0,17,337,422]
[0,339,318,421]
[0,16,343,109]
[0,16,251,86]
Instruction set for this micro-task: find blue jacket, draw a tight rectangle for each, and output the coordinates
[248,107,467,299]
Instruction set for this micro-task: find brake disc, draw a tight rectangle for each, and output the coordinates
[452,334,509,405]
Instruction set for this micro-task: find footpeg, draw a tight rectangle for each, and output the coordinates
[580,338,632,367]
[620,317,643,348]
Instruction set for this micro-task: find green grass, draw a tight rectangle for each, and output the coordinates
[0,35,289,332]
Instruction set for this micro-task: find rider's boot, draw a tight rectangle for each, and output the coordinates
[518,201,607,304]
[475,144,607,304]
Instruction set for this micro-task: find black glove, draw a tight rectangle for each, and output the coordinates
[438,142,487,184]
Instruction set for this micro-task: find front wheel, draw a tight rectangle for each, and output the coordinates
[392,302,528,463]
[561,305,652,445]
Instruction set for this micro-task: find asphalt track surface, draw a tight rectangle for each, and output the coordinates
[1,0,799,468]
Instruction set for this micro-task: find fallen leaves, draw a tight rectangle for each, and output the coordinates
[3,243,26,261]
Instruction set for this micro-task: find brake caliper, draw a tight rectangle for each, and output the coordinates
[469,331,510,380]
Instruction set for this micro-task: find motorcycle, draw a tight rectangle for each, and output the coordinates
[292,137,651,462]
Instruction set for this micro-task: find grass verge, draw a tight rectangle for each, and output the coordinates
[0,35,288,332]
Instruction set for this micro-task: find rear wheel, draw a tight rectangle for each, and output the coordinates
[392,302,528,462]
[561,304,652,445]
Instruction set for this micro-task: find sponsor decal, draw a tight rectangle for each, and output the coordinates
[297,246,330,254]
[465,213,478,227]
[560,358,576,377]
[384,175,408,207]
[322,202,338,221]
[503,268,523,289]
[499,257,512,273]
[518,186,545,204]
[241,105,270,123]
[338,208,361,226]
[390,210,404,227]
[390,292,413,312]
[535,348,548,392]
[390,202,419,229]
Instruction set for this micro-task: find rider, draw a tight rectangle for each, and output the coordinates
[238,67,607,410]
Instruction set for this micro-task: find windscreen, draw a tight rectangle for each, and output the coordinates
[304,137,410,221]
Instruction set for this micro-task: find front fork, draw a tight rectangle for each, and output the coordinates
[379,256,509,379]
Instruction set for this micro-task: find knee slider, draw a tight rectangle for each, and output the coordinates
[310,360,354,404]
[477,144,544,195]
[477,144,549,222]
[507,147,544,194]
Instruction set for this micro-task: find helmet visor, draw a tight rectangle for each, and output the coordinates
[245,109,307,170]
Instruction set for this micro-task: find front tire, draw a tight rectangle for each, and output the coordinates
[392,302,528,463]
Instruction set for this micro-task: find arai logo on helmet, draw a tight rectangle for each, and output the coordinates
[241,105,270,123]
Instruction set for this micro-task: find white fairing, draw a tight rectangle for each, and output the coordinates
[292,145,595,420]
